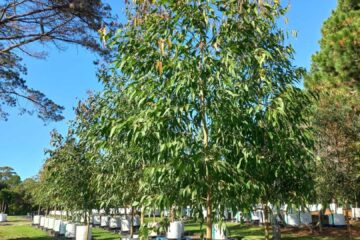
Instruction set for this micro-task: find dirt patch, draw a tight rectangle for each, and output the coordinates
[281,225,360,238]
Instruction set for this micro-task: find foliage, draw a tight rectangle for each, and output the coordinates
[38,130,98,220]
[98,1,315,239]
[306,0,360,205]
[0,0,114,121]
[0,166,39,215]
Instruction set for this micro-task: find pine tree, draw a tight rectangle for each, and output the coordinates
[306,0,360,89]
[306,0,360,237]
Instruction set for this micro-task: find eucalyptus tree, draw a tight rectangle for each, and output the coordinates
[246,88,315,240]
[40,129,98,226]
[73,91,144,237]
[102,1,314,239]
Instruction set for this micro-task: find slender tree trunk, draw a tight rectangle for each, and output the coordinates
[345,202,352,240]
[85,211,91,240]
[319,209,323,233]
[170,206,175,222]
[271,213,281,240]
[263,203,270,240]
[141,206,145,225]
[206,191,212,240]
[38,205,41,216]
[200,46,211,240]
[130,207,134,237]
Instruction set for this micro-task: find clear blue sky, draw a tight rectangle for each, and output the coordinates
[0,0,337,180]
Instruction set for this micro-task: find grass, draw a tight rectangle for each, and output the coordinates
[0,216,359,240]
[0,216,119,240]
[0,216,52,240]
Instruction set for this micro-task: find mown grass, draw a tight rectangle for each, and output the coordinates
[0,216,52,240]
[1,216,359,240]
[0,216,119,240]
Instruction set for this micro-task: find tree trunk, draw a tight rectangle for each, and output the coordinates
[345,203,352,240]
[319,209,323,233]
[141,206,145,225]
[271,213,281,240]
[130,207,134,237]
[170,206,175,222]
[206,191,212,240]
[263,204,270,240]
[38,205,41,216]
[85,211,91,240]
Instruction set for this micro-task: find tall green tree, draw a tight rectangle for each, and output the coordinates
[306,0,360,206]
[306,0,360,238]
[104,1,314,239]
[39,129,98,225]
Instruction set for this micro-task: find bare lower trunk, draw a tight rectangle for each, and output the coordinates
[271,213,281,240]
[345,203,352,240]
[38,205,41,216]
[141,207,145,225]
[319,210,323,233]
[130,207,134,237]
[263,204,270,240]
[206,191,212,240]
[85,211,91,240]
[170,206,175,222]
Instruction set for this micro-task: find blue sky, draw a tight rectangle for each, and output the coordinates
[0,0,337,180]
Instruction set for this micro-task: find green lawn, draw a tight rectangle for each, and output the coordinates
[0,216,359,240]
[0,216,119,240]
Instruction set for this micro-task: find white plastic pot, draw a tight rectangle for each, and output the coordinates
[285,213,300,226]
[212,224,227,240]
[100,215,109,227]
[33,215,41,225]
[76,225,92,240]
[329,214,346,226]
[251,210,264,223]
[148,222,160,237]
[92,214,101,225]
[336,208,343,214]
[60,221,68,235]
[133,215,140,226]
[167,221,184,240]
[300,212,312,225]
[109,216,121,229]
[0,213,7,222]
[121,218,130,232]
[352,208,360,219]
[48,218,55,230]
[44,217,49,229]
[40,216,45,227]
[65,222,77,238]
[119,208,126,214]
[53,220,63,232]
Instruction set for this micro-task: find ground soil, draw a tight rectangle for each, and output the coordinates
[281,224,360,238]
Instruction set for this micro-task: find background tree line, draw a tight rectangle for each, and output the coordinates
[0,166,39,215]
